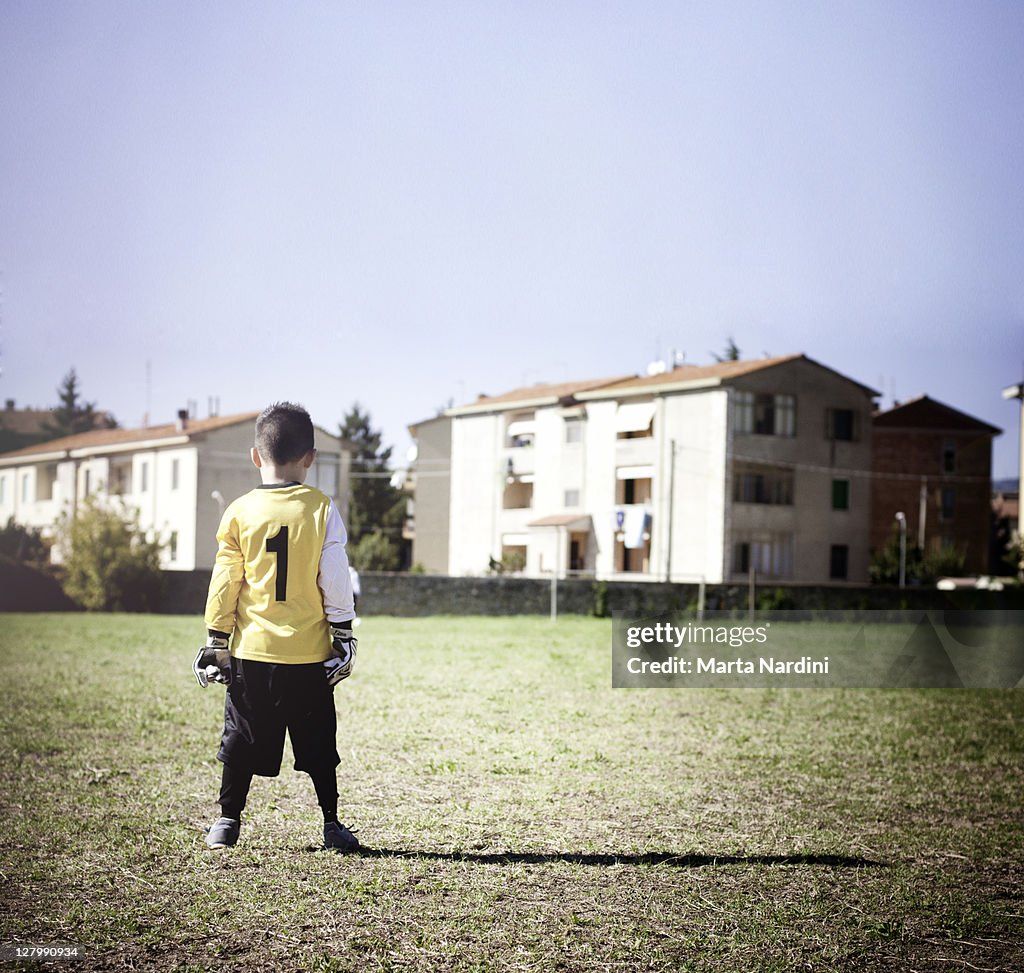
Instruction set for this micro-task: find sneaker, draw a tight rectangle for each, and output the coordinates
[323,821,360,852]
[205,817,240,849]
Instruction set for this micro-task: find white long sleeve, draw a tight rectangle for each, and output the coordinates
[318,500,356,623]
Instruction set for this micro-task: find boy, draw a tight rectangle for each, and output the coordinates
[192,402,359,852]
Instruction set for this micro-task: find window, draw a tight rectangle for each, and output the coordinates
[832,479,850,511]
[506,413,536,448]
[733,465,794,505]
[734,392,795,436]
[942,440,956,473]
[564,417,582,444]
[111,461,132,495]
[564,489,580,508]
[732,534,794,578]
[734,391,754,433]
[0,476,5,505]
[83,469,91,497]
[941,487,955,521]
[826,408,857,441]
[503,480,533,509]
[171,459,180,491]
[830,544,849,580]
[309,455,339,495]
[169,531,179,562]
[35,464,56,502]
[617,477,652,505]
[500,544,526,573]
[21,473,30,503]
[140,462,149,492]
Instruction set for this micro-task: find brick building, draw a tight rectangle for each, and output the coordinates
[871,396,1000,573]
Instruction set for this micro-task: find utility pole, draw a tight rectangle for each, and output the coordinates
[1001,377,1024,574]
[1002,378,1024,490]
[917,477,927,552]
[665,439,676,582]
[895,512,907,588]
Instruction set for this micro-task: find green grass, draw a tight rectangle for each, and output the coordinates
[0,613,1022,972]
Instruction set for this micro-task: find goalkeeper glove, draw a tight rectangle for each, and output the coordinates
[193,632,232,687]
[324,623,357,686]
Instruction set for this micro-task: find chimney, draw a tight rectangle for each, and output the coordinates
[176,409,189,432]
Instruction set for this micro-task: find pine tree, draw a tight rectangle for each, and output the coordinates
[712,337,741,362]
[43,368,117,437]
[339,404,406,570]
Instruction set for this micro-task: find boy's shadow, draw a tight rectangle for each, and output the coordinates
[310,846,885,868]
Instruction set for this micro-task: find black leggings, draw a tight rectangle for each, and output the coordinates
[219,763,338,824]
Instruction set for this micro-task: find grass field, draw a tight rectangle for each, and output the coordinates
[1,613,1022,972]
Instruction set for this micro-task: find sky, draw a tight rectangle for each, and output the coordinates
[1,1,1022,477]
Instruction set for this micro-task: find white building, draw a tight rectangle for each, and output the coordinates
[0,411,352,571]
[410,354,878,584]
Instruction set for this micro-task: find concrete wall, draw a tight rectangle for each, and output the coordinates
[410,415,452,574]
[156,568,1024,617]
[449,412,503,575]
[659,389,730,583]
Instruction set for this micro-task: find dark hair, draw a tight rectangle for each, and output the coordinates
[255,402,315,466]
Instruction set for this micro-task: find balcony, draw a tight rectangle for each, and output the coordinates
[615,436,655,468]
[503,447,535,478]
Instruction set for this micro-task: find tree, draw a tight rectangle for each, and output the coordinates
[56,495,164,611]
[348,530,401,572]
[712,337,741,362]
[339,404,406,569]
[869,528,966,586]
[43,368,117,438]
[0,517,49,565]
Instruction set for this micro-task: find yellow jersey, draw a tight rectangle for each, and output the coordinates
[204,483,349,664]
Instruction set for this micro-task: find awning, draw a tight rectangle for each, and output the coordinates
[614,401,655,433]
[528,513,593,531]
[616,465,654,480]
[506,419,536,437]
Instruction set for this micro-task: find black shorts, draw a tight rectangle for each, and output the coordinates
[217,658,340,777]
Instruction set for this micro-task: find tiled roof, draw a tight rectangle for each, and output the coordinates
[449,375,632,413]
[0,411,261,461]
[578,353,878,397]
[873,395,1001,434]
[591,354,806,393]
[0,407,59,436]
[445,354,877,415]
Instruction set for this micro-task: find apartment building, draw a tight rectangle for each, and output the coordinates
[0,411,352,571]
[410,354,878,583]
[871,396,1000,573]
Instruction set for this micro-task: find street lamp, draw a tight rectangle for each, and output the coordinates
[895,512,907,588]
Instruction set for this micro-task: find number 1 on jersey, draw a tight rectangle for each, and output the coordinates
[266,526,289,601]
